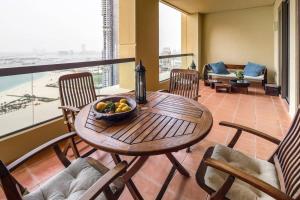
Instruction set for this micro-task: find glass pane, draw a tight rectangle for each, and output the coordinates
[159,57,183,82]
[159,2,182,81]
[0,0,119,68]
[0,62,135,137]
[0,74,33,136]
[0,0,126,136]
[32,72,61,124]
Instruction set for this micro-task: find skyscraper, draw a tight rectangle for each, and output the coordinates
[101,0,118,88]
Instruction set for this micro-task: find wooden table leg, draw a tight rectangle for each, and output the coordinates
[155,153,190,199]
[165,153,190,177]
[126,179,144,200]
[111,153,190,200]
[111,153,122,163]
[155,166,176,200]
[111,154,146,200]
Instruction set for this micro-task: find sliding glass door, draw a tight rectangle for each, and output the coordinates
[279,0,290,102]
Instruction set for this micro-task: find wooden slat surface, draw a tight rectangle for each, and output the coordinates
[154,96,203,118]
[85,109,199,145]
[75,92,213,156]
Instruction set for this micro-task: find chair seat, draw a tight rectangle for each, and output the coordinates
[23,158,124,200]
[208,72,264,81]
[204,145,280,200]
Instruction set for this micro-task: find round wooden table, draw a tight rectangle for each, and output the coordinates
[75,92,213,200]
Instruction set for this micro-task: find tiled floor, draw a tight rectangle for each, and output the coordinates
[0,81,291,200]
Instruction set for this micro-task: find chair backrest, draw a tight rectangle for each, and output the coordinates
[276,107,300,199]
[58,72,97,109]
[169,69,200,100]
[0,161,23,200]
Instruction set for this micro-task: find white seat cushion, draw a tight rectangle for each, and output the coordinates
[23,158,123,200]
[205,145,280,200]
[208,72,264,82]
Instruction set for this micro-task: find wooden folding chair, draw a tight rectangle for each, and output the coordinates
[58,72,103,157]
[167,69,200,101]
[196,107,300,200]
[0,132,127,200]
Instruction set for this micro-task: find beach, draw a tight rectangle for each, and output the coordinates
[0,69,131,136]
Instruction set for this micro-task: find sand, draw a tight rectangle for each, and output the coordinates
[0,69,131,136]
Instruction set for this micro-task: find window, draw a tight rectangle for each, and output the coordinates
[0,0,123,137]
[159,2,182,81]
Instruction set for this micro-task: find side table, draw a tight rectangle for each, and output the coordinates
[215,83,231,93]
[208,80,222,89]
[265,84,281,96]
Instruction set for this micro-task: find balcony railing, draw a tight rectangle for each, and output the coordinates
[0,53,193,138]
[159,53,194,81]
[0,58,135,138]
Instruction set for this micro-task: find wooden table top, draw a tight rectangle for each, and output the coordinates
[74,92,213,156]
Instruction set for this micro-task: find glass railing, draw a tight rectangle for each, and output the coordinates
[159,53,194,81]
[0,58,135,138]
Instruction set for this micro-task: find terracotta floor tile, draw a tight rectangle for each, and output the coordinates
[28,154,64,183]
[90,150,113,165]
[131,171,164,200]
[205,129,228,145]
[255,137,278,160]
[182,148,205,172]
[11,166,37,189]
[232,118,255,127]
[119,187,134,200]
[0,189,5,200]
[233,137,256,157]
[138,155,173,185]
[167,169,208,200]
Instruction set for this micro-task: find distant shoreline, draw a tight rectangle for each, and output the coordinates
[0,73,45,92]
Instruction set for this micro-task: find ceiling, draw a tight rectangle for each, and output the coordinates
[162,0,276,14]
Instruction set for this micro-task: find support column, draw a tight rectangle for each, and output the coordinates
[181,13,203,74]
[118,0,136,90]
[135,0,160,91]
[119,0,160,91]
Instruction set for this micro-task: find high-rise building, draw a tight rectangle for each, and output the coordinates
[101,0,118,88]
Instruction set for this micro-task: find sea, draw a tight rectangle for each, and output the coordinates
[0,52,101,92]
[0,73,45,92]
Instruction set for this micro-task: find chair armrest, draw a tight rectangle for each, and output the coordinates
[204,158,292,200]
[192,94,201,100]
[96,90,135,98]
[58,106,80,113]
[157,89,169,93]
[7,132,76,171]
[96,94,108,98]
[220,121,281,145]
[79,161,127,200]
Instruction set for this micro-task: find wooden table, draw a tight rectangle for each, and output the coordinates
[74,92,213,200]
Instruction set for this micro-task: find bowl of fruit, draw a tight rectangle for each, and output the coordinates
[92,96,137,121]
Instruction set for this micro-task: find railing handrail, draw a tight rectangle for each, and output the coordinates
[159,53,193,59]
[0,53,193,77]
[0,57,135,77]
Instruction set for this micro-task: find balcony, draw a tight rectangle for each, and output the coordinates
[0,0,299,200]
[0,80,290,200]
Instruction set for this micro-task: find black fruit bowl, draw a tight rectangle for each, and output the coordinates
[92,96,137,121]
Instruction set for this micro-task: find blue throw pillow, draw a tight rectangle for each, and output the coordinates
[210,62,229,74]
[244,62,265,77]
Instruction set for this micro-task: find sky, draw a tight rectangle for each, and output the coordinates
[0,0,181,54]
[159,2,181,54]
